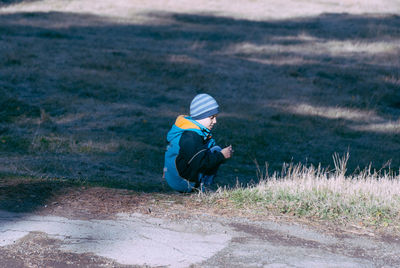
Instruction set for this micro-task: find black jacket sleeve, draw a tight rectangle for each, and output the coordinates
[176,131,225,183]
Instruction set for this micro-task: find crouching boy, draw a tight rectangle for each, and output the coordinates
[164,93,233,192]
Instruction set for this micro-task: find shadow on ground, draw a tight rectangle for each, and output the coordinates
[0,10,399,194]
[0,176,73,213]
[0,0,37,7]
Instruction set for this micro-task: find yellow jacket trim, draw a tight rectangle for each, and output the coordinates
[175,115,200,130]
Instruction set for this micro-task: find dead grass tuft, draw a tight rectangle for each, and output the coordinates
[209,153,400,229]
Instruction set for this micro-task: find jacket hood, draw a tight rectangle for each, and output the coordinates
[167,115,210,143]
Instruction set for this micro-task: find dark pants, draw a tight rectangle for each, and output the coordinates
[198,146,221,189]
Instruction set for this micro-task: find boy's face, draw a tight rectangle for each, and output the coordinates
[196,115,217,130]
[204,115,217,130]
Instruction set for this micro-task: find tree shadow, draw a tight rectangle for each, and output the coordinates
[0,0,38,7]
[0,10,399,194]
[0,177,73,213]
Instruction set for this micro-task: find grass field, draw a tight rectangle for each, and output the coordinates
[1,0,400,197]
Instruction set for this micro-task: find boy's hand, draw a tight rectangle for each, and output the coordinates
[221,145,233,159]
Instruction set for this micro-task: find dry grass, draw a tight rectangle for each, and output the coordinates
[209,153,400,228]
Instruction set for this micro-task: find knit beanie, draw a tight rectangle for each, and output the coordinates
[190,94,219,120]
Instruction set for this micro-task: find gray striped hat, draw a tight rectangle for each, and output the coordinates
[190,94,219,120]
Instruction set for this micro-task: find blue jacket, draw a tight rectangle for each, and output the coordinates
[164,115,224,192]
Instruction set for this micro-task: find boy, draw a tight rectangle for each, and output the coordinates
[164,93,233,192]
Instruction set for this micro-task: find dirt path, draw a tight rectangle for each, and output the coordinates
[1,186,400,267]
[1,209,400,267]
